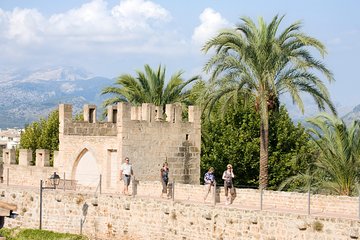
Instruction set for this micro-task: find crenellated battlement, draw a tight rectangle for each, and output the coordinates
[3,148,52,167]
[56,102,201,188]
[128,103,188,123]
[128,102,201,123]
[60,102,201,124]
[59,103,201,137]
[59,104,117,136]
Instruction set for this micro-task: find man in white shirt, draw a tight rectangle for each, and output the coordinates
[120,157,134,195]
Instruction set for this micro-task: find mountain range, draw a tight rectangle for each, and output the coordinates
[0,66,359,129]
[342,104,360,125]
[0,66,114,129]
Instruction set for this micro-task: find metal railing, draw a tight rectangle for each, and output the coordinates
[1,168,359,220]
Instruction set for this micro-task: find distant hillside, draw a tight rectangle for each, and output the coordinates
[2,66,357,129]
[342,104,360,125]
[0,66,114,128]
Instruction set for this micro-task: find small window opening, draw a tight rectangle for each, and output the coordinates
[89,108,95,123]
[112,109,118,123]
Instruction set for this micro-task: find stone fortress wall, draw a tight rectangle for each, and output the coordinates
[0,102,359,239]
[0,183,359,240]
[1,102,201,188]
[1,147,360,239]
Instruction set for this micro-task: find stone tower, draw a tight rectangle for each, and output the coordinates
[56,102,201,191]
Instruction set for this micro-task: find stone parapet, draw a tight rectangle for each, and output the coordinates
[133,181,359,218]
[83,104,96,123]
[18,149,32,166]
[0,186,359,240]
[35,149,50,167]
[107,105,117,123]
[2,149,16,165]
[63,122,117,136]
[1,165,59,187]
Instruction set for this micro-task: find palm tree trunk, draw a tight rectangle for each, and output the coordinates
[259,107,269,189]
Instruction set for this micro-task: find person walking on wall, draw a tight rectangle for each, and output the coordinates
[222,164,235,205]
[120,157,133,195]
[203,167,215,202]
[160,162,169,198]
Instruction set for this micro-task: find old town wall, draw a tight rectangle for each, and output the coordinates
[0,183,359,240]
[1,103,201,189]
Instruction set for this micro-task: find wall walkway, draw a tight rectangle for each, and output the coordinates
[0,181,359,239]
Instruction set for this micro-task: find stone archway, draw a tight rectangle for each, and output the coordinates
[72,148,101,187]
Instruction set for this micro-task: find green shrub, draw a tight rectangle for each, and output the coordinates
[0,228,89,240]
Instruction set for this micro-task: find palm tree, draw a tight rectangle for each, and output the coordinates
[306,113,360,196]
[101,64,199,107]
[202,15,336,189]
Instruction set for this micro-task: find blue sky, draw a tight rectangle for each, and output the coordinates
[0,0,359,116]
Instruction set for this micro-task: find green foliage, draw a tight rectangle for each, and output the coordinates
[0,228,88,240]
[101,64,199,108]
[201,104,259,187]
[73,111,84,121]
[280,114,360,196]
[19,109,59,165]
[201,104,314,190]
[38,110,59,154]
[202,14,335,188]
[19,122,41,162]
[187,80,206,106]
[305,113,360,195]
[267,108,316,188]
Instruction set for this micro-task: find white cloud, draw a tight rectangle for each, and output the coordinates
[0,0,172,45]
[111,0,171,30]
[48,0,114,37]
[0,7,45,44]
[47,0,171,42]
[192,8,229,46]
[0,0,189,75]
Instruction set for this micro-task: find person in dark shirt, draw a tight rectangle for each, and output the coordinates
[160,162,169,198]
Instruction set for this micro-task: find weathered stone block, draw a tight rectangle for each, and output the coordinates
[36,149,50,167]
[19,149,32,166]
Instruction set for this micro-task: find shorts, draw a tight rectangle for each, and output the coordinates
[123,174,131,186]
[224,183,234,196]
[161,179,168,193]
